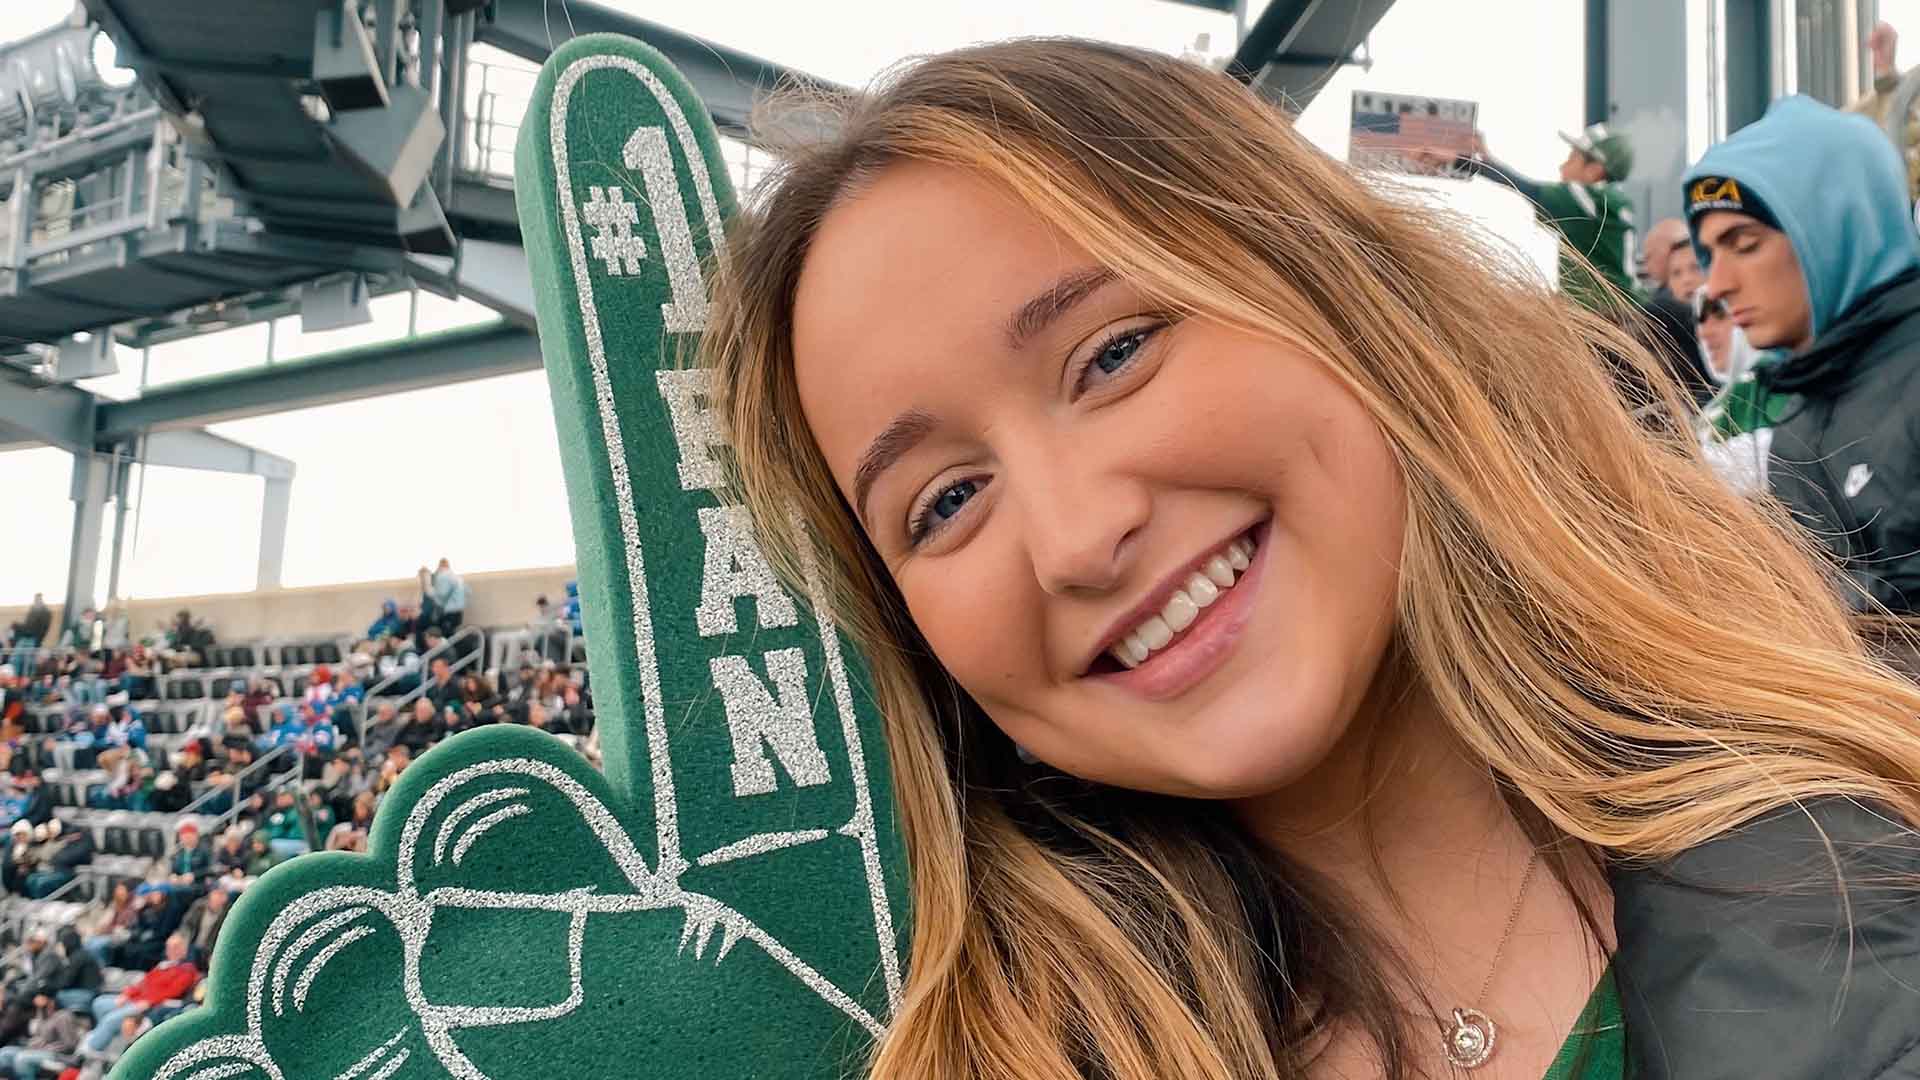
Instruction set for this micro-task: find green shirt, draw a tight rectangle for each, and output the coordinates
[1533,181,1639,312]
[1543,968,1627,1080]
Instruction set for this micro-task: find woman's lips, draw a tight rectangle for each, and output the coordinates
[1089,519,1270,702]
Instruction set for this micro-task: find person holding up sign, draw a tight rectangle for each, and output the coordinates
[706,38,1920,1080]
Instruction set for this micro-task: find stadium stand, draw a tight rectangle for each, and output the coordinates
[0,593,595,1069]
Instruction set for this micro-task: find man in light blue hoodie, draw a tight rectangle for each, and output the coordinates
[1684,95,1920,613]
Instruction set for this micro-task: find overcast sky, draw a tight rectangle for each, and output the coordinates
[2,0,1873,606]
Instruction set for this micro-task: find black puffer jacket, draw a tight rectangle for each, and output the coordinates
[1760,268,1920,613]
[1611,798,1920,1078]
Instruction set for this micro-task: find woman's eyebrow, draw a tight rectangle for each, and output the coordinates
[1005,265,1117,352]
[853,408,940,528]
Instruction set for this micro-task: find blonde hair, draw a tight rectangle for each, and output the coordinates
[703,38,1920,1079]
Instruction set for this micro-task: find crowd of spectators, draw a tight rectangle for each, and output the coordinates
[0,565,594,1075]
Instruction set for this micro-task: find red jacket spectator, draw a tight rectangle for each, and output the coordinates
[125,958,200,1006]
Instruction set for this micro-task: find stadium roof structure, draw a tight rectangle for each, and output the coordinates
[0,0,1393,619]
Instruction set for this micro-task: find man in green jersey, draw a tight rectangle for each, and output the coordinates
[1433,123,1640,312]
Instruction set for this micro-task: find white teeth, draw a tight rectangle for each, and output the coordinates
[1162,591,1199,632]
[1226,542,1250,572]
[1104,532,1260,671]
[1186,573,1219,607]
[1203,556,1235,589]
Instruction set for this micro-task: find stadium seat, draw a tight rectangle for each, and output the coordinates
[232,645,257,667]
[103,821,130,856]
[205,647,229,668]
[209,676,234,698]
[291,675,309,698]
[284,645,310,666]
[137,824,165,858]
[315,642,342,664]
[179,678,205,700]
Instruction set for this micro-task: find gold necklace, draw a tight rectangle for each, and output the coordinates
[1442,852,1540,1070]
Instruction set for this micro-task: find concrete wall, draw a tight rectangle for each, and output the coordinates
[0,565,576,645]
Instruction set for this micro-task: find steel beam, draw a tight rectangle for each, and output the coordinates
[477,0,843,138]
[95,321,539,437]
[63,453,110,628]
[258,476,292,590]
[0,376,96,454]
[1230,0,1394,110]
[139,428,296,480]
[442,238,535,329]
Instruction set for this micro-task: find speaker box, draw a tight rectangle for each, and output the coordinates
[327,83,445,207]
[312,1,389,113]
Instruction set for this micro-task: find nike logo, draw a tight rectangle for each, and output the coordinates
[1845,463,1874,498]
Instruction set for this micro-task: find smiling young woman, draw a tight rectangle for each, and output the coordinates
[702,38,1920,1080]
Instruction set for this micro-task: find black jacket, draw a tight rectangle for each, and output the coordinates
[1612,798,1920,1077]
[1760,269,1920,613]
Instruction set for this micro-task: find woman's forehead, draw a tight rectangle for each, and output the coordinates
[791,164,1093,454]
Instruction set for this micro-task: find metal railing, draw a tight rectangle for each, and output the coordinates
[205,761,306,843]
[180,742,298,816]
[350,624,486,733]
[460,59,533,183]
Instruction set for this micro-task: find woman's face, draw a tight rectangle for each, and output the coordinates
[1698,297,1735,377]
[792,164,1406,799]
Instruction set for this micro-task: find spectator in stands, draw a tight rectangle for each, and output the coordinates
[555,684,594,736]
[115,887,174,971]
[326,791,377,853]
[0,992,87,1078]
[6,932,58,1010]
[221,739,265,801]
[1641,218,1690,294]
[1848,21,1920,200]
[1,822,35,896]
[244,831,275,877]
[166,821,212,890]
[1686,95,1920,613]
[46,926,101,1019]
[100,697,144,752]
[24,818,91,899]
[84,933,199,1054]
[304,789,335,847]
[163,610,214,669]
[117,645,155,701]
[0,668,20,740]
[263,789,309,862]
[239,676,273,730]
[78,882,135,969]
[0,771,47,835]
[398,698,444,758]
[76,1011,146,1079]
[1420,123,1638,311]
[101,602,129,654]
[175,885,229,968]
[303,665,335,712]
[423,657,460,717]
[5,597,50,675]
[428,558,468,637]
[211,828,248,879]
[361,701,403,759]
[1665,239,1706,302]
[149,770,190,816]
[375,744,413,797]
[367,599,404,644]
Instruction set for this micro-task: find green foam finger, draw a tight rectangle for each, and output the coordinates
[118,35,907,1080]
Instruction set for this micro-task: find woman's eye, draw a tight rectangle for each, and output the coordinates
[909,478,983,545]
[1074,323,1165,396]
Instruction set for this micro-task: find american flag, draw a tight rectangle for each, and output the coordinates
[1348,92,1476,173]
